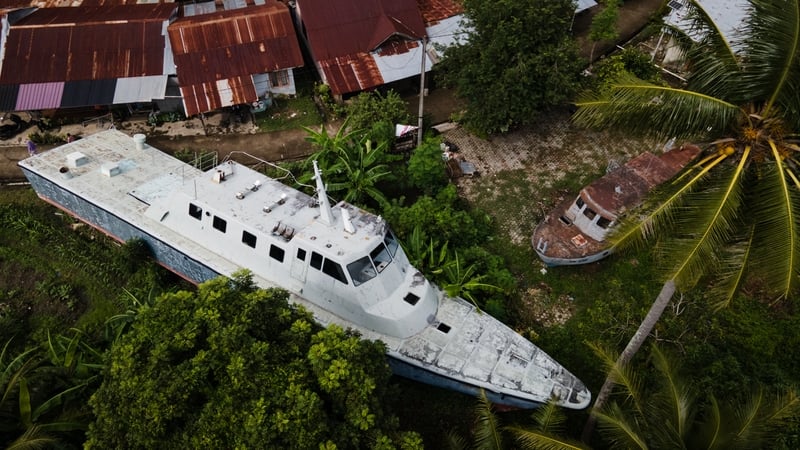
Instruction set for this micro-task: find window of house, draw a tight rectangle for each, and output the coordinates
[269,70,290,87]
[310,251,322,270]
[189,203,202,220]
[269,244,285,262]
[213,216,227,232]
[297,248,306,261]
[322,259,348,284]
[242,230,257,248]
[597,216,613,228]
[583,208,597,220]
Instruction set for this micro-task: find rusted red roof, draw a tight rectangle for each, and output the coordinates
[180,75,257,117]
[1,4,177,84]
[582,145,702,218]
[298,0,425,95]
[169,2,303,86]
[299,0,424,60]
[415,0,463,25]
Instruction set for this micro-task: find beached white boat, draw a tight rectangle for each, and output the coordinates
[532,145,701,266]
[19,130,591,409]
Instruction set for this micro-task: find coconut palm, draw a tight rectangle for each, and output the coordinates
[573,0,800,439]
[589,344,800,449]
[574,0,800,307]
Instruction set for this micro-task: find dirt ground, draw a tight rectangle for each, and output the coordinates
[0,0,664,182]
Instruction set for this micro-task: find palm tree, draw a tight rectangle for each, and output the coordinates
[589,344,800,449]
[326,136,392,207]
[574,0,799,306]
[574,0,800,438]
[446,389,587,450]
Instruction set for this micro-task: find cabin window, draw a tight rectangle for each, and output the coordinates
[322,259,348,284]
[189,203,202,220]
[310,252,323,270]
[347,256,377,286]
[576,197,585,208]
[597,216,613,229]
[583,208,597,220]
[270,70,290,87]
[370,243,392,272]
[242,230,257,248]
[404,293,420,306]
[213,216,227,232]
[269,244,285,262]
[297,248,306,261]
[384,230,400,256]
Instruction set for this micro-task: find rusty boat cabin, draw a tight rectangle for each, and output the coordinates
[532,144,701,266]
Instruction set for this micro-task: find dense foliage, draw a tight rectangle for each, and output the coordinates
[86,272,421,449]
[439,0,584,134]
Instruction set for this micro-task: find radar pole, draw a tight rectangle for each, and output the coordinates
[312,160,334,226]
[417,36,427,148]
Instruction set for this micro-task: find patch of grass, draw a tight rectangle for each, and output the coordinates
[254,95,323,132]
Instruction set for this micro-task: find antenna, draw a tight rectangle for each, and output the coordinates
[312,160,334,226]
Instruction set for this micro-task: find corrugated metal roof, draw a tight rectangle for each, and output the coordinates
[179,75,257,116]
[415,0,462,25]
[298,0,426,61]
[297,0,426,96]
[0,84,19,110]
[113,75,168,103]
[169,3,303,86]
[60,79,116,107]
[16,81,64,109]
[1,4,177,84]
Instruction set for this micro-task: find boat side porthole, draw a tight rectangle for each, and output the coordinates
[404,293,420,306]
[437,323,451,333]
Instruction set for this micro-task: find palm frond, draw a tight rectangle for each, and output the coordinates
[747,142,800,300]
[594,403,649,450]
[5,425,56,450]
[472,390,503,450]
[574,77,741,140]
[608,151,728,252]
[707,224,755,310]
[694,395,723,449]
[529,399,564,433]
[740,0,800,122]
[765,388,800,424]
[658,147,749,289]
[683,0,743,100]
[650,346,694,440]
[507,425,588,450]
[730,388,765,444]
[586,342,644,416]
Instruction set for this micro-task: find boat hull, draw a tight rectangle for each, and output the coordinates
[21,166,578,410]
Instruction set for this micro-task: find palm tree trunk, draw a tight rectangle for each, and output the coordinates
[581,279,676,443]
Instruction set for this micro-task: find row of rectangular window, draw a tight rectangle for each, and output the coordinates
[190,202,347,283]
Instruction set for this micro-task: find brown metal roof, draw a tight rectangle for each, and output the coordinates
[180,75,257,117]
[169,3,303,86]
[415,0,462,25]
[299,0,425,60]
[1,4,177,84]
[582,145,702,218]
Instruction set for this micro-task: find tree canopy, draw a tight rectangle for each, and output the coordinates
[86,271,421,449]
[439,0,584,135]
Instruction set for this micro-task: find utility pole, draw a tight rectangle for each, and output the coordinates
[417,36,427,148]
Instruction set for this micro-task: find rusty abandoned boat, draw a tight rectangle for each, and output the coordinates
[532,144,701,266]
